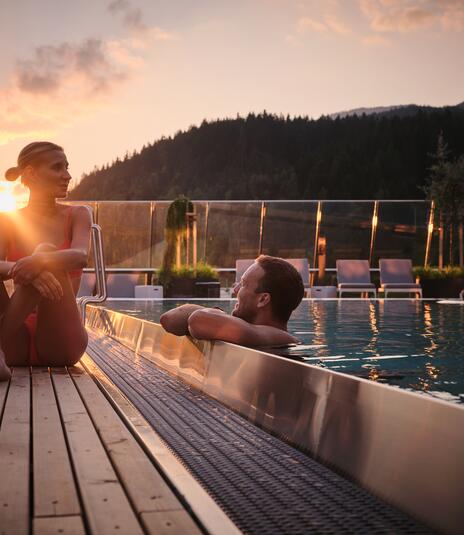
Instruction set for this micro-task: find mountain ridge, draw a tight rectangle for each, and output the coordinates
[329,101,464,119]
[69,105,464,201]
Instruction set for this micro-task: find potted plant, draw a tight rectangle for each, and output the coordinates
[158,197,219,297]
[413,266,464,298]
[158,262,219,298]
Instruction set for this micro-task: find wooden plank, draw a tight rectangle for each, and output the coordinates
[70,364,188,517]
[51,367,143,535]
[141,510,202,535]
[32,367,81,517]
[34,515,85,535]
[0,378,8,423]
[0,367,31,535]
[81,353,241,535]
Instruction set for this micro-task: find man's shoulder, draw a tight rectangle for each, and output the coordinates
[250,323,299,347]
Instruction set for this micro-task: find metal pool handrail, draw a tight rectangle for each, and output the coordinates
[77,223,107,321]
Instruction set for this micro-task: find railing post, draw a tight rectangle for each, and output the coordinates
[258,201,266,256]
[203,202,210,263]
[312,201,322,286]
[369,201,379,266]
[424,201,435,267]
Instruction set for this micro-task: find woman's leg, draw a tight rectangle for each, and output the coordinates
[35,268,88,366]
[0,279,36,370]
[0,282,14,380]
[1,243,87,368]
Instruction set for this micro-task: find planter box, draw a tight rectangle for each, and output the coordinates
[420,277,464,298]
[165,277,219,298]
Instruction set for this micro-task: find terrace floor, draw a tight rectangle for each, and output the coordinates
[0,333,437,535]
[0,363,209,535]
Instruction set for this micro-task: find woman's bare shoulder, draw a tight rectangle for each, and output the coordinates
[62,204,92,222]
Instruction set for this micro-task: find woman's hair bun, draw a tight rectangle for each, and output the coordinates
[5,166,20,181]
[4,141,64,183]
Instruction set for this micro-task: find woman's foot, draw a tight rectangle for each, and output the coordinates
[0,348,11,381]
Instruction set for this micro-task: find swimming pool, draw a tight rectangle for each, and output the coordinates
[100,299,464,404]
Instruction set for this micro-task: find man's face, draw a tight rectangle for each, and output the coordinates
[232,263,266,322]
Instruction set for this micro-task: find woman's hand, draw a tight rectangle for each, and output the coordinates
[31,271,63,301]
[8,254,45,285]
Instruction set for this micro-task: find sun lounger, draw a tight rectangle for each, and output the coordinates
[235,259,255,283]
[336,259,376,298]
[378,259,422,298]
[106,273,144,298]
[286,258,310,290]
[76,272,96,298]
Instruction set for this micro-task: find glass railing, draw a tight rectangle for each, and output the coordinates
[67,200,435,270]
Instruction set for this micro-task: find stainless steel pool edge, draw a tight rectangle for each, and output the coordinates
[87,305,464,535]
[79,353,242,535]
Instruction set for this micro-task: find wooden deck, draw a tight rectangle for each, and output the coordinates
[0,364,203,535]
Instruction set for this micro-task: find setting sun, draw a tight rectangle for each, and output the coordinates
[0,191,17,212]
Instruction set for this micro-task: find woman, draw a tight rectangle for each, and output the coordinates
[0,142,91,380]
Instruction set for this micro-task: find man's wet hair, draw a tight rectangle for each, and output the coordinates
[255,255,304,322]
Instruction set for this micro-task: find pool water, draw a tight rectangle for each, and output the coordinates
[100,299,464,404]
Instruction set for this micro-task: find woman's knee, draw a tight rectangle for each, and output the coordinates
[43,331,88,365]
[33,243,57,254]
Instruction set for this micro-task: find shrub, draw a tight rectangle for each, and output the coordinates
[413,266,464,279]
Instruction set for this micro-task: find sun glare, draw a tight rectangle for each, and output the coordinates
[0,181,28,213]
[0,191,17,212]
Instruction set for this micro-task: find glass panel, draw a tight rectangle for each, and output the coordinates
[374,202,429,267]
[193,202,208,264]
[151,202,170,268]
[64,201,97,268]
[320,202,374,267]
[262,202,317,265]
[205,202,261,267]
[98,201,151,267]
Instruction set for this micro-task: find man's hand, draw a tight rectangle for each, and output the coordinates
[9,254,45,285]
[160,304,210,336]
[31,270,63,301]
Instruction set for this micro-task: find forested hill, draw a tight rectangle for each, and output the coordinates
[69,106,464,201]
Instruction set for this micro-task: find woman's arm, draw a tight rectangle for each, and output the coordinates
[10,206,91,285]
[0,215,15,280]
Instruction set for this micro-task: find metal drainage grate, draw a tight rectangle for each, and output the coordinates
[87,332,435,535]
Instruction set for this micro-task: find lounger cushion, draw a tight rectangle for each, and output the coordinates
[381,283,421,289]
[336,260,372,285]
[338,283,376,288]
[379,259,415,285]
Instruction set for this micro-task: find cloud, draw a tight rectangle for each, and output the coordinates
[15,39,126,95]
[295,0,352,36]
[297,16,328,33]
[361,33,392,46]
[0,36,137,143]
[108,0,147,32]
[359,0,464,32]
[0,2,176,145]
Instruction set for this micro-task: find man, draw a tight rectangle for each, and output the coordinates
[160,255,304,347]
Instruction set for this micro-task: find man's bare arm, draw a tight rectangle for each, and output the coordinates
[187,309,297,347]
[160,304,221,336]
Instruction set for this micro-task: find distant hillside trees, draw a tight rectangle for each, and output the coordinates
[422,133,464,266]
[69,108,464,201]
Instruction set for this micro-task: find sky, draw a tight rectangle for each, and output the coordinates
[0,0,463,198]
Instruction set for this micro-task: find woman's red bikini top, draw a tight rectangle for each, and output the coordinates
[6,206,83,279]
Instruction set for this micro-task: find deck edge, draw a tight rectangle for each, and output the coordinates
[80,353,242,535]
